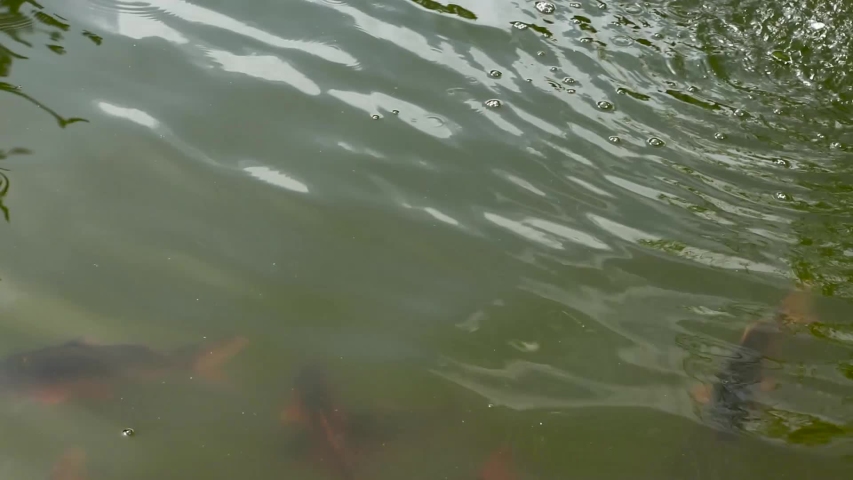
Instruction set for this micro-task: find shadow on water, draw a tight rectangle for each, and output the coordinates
[0,0,98,222]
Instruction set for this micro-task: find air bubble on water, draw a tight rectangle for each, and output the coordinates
[569,2,581,7]
[830,142,842,149]
[535,1,556,14]
[816,133,826,140]
[626,4,643,13]
[774,192,792,201]
[484,99,502,108]
[488,69,503,78]
[597,101,615,111]
[549,66,558,72]
[647,137,665,147]
[687,86,699,93]
[612,35,633,46]
[734,109,746,117]
[566,88,576,94]
[773,108,783,114]
[525,78,533,82]
[391,109,399,115]
[714,132,726,140]
[536,51,546,56]
[652,33,663,40]
[511,21,528,30]
[772,158,790,168]
[122,428,135,437]
[580,37,593,43]
[608,136,620,143]
[371,114,381,120]
[598,2,608,9]
[562,77,576,84]
[810,21,825,30]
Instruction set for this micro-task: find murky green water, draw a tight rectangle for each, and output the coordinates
[1,0,851,478]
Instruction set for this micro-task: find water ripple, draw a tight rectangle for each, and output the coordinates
[16,0,851,458]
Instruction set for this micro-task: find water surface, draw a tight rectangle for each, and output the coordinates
[0,0,851,478]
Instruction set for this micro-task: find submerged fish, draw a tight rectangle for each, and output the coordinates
[478,445,517,480]
[281,364,357,480]
[48,444,520,480]
[0,335,249,404]
[691,287,816,436]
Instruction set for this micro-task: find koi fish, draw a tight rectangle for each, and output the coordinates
[691,287,816,436]
[0,335,249,405]
[281,363,356,480]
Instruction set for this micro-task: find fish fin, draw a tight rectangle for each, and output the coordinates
[759,378,777,392]
[478,444,516,480]
[33,386,72,405]
[690,384,713,405]
[76,380,115,401]
[50,448,87,480]
[282,400,306,424]
[189,336,249,383]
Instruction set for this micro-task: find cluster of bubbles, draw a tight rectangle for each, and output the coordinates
[534,1,556,14]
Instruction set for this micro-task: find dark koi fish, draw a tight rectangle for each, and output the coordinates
[691,287,815,436]
[0,335,249,405]
[281,364,356,480]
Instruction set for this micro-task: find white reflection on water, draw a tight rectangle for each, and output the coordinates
[140,0,356,65]
[423,207,460,226]
[485,212,611,251]
[113,14,188,44]
[328,90,458,139]
[566,176,615,198]
[202,48,322,95]
[96,101,220,168]
[97,102,159,129]
[243,166,309,193]
[497,170,547,197]
[484,212,562,249]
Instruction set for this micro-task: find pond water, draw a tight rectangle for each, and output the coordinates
[0,0,851,478]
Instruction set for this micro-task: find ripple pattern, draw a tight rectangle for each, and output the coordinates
[7,0,851,464]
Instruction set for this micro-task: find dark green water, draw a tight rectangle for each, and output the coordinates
[0,0,851,478]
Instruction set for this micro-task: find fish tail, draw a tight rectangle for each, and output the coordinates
[173,336,250,383]
[322,419,355,480]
